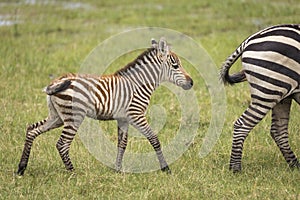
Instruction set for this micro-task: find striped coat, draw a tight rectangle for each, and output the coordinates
[17,38,193,175]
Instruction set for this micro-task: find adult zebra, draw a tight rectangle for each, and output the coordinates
[17,38,193,176]
[220,24,300,172]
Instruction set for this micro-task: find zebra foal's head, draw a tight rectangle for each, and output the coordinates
[152,38,193,90]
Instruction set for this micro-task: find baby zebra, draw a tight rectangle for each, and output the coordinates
[220,24,300,172]
[17,38,193,176]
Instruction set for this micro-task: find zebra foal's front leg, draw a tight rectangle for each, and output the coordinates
[149,133,171,174]
[115,119,129,172]
[271,97,300,168]
[129,115,171,174]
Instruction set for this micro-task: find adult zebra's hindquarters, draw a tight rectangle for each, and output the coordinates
[17,38,193,176]
[220,24,300,172]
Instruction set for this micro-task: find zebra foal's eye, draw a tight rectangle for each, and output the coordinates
[172,64,179,69]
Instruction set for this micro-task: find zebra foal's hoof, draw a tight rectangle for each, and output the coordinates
[115,168,123,174]
[16,164,27,176]
[289,161,300,169]
[161,166,172,174]
[229,164,242,173]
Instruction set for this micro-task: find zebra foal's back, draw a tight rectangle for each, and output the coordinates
[45,73,132,120]
[220,24,300,172]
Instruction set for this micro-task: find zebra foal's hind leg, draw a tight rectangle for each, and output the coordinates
[17,116,63,176]
[55,112,85,172]
[270,97,300,168]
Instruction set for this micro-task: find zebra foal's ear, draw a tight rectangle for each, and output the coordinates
[151,38,158,48]
[158,37,169,55]
[151,37,169,60]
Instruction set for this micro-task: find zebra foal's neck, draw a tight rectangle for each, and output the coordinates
[114,48,162,87]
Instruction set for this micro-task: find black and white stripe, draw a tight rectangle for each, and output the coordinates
[220,24,300,172]
[17,38,193,175]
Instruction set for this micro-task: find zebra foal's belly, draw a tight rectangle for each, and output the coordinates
[85,109,114,121]
[95,115,115,121]
[86,106,126,121]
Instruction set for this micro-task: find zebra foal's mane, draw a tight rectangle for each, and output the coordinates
[114,47,156,76]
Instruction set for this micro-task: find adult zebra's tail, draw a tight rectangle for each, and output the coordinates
[220,43,247,85]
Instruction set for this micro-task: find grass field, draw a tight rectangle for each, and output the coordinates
[1,0,300,199]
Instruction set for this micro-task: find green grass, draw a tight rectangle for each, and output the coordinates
[1,0,300,199]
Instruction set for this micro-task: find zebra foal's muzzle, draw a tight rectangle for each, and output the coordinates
[181,76,193,90]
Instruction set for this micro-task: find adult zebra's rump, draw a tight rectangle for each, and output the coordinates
[17,38,193,176]
[220,24,300,172]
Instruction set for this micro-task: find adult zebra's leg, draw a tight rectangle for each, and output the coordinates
[271,97,300,168]
[129,115,171,174]
[17,116,63,176]
[115,119,129,172]
[230,100,274,172]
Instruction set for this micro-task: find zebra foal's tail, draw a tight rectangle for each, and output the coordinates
[43,79,72,95]
[220,42,247,85]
